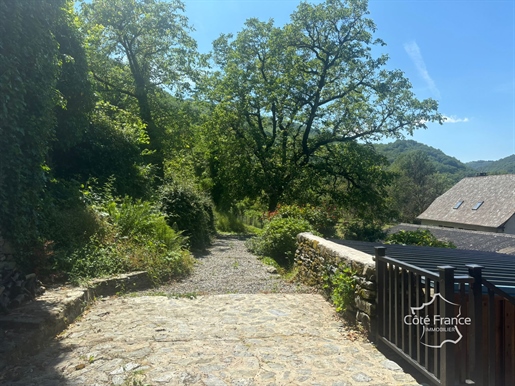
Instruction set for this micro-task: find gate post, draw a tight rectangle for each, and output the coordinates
[375,246,386,340]
[466,264,484,384]
[438,265,456,386]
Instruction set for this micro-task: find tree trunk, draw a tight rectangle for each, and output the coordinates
[134,80,164,177]
[267,196,278,212]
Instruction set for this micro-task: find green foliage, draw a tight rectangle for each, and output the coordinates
[106,198,185,250]
[467,155,515,174]
[466,160,495,171]
[51,0,94,154]
[323,265,357,313]
[159,182,215,250]
[55,101,153,198]
[214,211,247,234]
[196,112,262,211]
[39,180,100,250]
[60,194,193,284]
[247,217,317,266]
[0,0,64,247]
[385,230,456,248]
[337,219,387,242]
[375,140,472,179]
[81,0,199,169]
[300,143,395,219]
[388,150,451,222]
[204,0,441,211]
[269,204,338,237]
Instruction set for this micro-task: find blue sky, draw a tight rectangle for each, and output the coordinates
[184,0,515,163]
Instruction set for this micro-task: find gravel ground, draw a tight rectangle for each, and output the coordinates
[147,235,316,295]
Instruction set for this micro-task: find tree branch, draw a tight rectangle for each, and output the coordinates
[92,73,137,98]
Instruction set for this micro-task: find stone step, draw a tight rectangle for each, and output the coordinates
[0,271,153,369]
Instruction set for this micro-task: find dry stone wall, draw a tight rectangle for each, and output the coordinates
[295,232,377,334]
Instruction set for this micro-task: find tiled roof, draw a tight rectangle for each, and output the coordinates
[417,174,515,228]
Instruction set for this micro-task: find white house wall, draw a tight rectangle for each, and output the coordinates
[503,215,515,235]
[419,219,499,233]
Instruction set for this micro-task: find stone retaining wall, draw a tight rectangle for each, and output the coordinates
[295,232,377,334]
[0,271,153,368]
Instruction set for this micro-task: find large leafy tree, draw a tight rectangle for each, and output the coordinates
[389,151,450,222]
[81,0,198,169]
[204,0,442,210]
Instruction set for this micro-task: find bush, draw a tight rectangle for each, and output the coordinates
[52,101,154,199]
[247,217,317,266]
[323,265,357,313]
[214,211,247,234]
[67,233,193,285]
[9,180,101,275]
[54,194,194,284]
[159,182,215,250]
[107,197,185,248]
[385,229,456,248]
[337,219,387,242]
[267,204,338,237]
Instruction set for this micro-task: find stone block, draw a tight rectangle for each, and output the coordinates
[350,260,365,274]
[361,280,376,291]
[355,296,376,315]
[363,264,376,281]
[356,311,371,332]
[358,288,376,301]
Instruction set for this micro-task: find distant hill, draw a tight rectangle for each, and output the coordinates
[466,154,515,174]
[374,140,474,179]
[466,160,495,170]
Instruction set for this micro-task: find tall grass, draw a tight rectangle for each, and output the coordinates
[62,195,194,284]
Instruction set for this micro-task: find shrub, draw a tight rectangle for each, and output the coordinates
[267,204,338,237]
[323,265,357,313]
[52,101,154,199]
[13,180,101,275]
[159,182,215,250]
[67,233,193,285]
[214,211,247,234]
[337,219,387,242]
[247,217,317,266]
[385,229,456,248]
[106,198,184,249]
[54,194,194,284]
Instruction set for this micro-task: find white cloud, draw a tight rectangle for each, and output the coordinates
[404,41,440,99]
[443,115,470,124]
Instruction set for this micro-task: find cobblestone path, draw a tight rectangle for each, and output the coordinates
[2,237,422,385]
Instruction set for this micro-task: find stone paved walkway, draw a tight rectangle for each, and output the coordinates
[1,238,422,385]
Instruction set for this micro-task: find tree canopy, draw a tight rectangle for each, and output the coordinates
[81,0,198,168]
[467,154,515,174]
[375,139,471,178]
[203,0,442,210]
[1,0,451,271]
[388,150,450,222]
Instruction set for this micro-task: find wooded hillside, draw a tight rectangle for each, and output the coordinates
[375,139,474,181]
[466,155,515,174]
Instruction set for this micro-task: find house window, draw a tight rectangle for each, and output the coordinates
[472,201,484,210]
[453,200,464,209]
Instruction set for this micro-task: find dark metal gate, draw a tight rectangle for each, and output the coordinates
[374,246,515,386]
